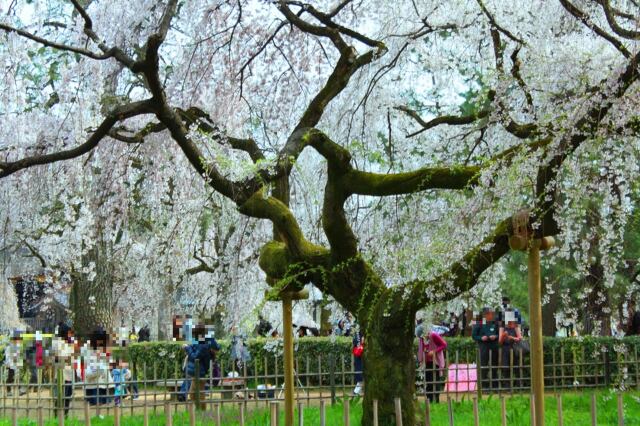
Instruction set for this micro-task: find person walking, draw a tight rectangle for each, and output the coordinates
[416,321,448,403]
[473,307,500,390]
[179,337,221,408]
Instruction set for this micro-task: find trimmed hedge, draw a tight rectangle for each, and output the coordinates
[117,336,640,388]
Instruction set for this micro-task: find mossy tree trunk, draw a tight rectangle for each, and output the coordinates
[361,289,417,426]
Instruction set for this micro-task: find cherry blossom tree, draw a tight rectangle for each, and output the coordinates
[1,0,640,423]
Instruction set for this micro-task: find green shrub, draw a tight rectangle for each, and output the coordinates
[116,336,640,389]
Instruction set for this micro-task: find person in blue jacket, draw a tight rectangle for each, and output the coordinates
[178,337,220,406]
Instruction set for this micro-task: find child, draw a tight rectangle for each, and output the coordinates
[111,359,132,406]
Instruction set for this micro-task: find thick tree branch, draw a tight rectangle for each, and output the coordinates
[599,0,640,40]
[345,166,481,196]
[559,0,631,58]
[0,100,155,179]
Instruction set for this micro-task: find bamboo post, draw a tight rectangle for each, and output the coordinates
[500,396,507,426]
[297,402,303,426]
[425,398,431,426]
[557,394,563,426]
[344,396,350,426]
[590,394,597,426]
[165,402,173,426]
[447,398,454,426]
[617,393,624,426]
[58,405,64,426]
[373,399,379,426]
[530,393,536,426]
[215,403,221,426]
[472,397,479,426]
[320,400,326,426]
[114,405,121,426]
[395,398,402,426]
[38,406,44,426]
[188,402,196,426]
[143,402,149,426]
[239,401,245,426]
[270,401,279,426]
[11,407,17,426]
[84,402,91,426]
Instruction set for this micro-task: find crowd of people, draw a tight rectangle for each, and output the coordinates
[2,323,144,418]
[412,296,527,403]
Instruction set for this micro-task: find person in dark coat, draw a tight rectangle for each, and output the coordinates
[352,330,364,396]
[472,307,500,390]
[178,338,220,408]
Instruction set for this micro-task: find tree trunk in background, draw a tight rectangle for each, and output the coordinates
[69,245,115,337]
[583,262,611,336]
[156,284,174,340]
[542,279,559,336]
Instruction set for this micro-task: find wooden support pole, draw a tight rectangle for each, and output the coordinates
[38,406,44,426]
[590,394,597,426]
[500,396,507,426]
[528,240,545,426]
[114,405,121,426]
[297,401,303,426]
[283,294,295,426]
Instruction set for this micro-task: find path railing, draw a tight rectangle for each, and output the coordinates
[0,345,638,424]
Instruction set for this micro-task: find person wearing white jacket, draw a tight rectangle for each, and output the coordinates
[83,348,112,406]
[51,335,81,417]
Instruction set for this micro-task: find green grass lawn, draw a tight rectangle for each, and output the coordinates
[2,392,640,425]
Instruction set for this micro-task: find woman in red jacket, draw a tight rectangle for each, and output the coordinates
[416,320,448,403]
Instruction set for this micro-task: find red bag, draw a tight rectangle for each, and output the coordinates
[352,344,364,357]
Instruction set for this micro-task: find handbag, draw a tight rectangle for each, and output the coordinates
[514,339,530,354]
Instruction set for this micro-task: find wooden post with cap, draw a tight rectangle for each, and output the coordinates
[509,209,554,426]
[266,285,309,426]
